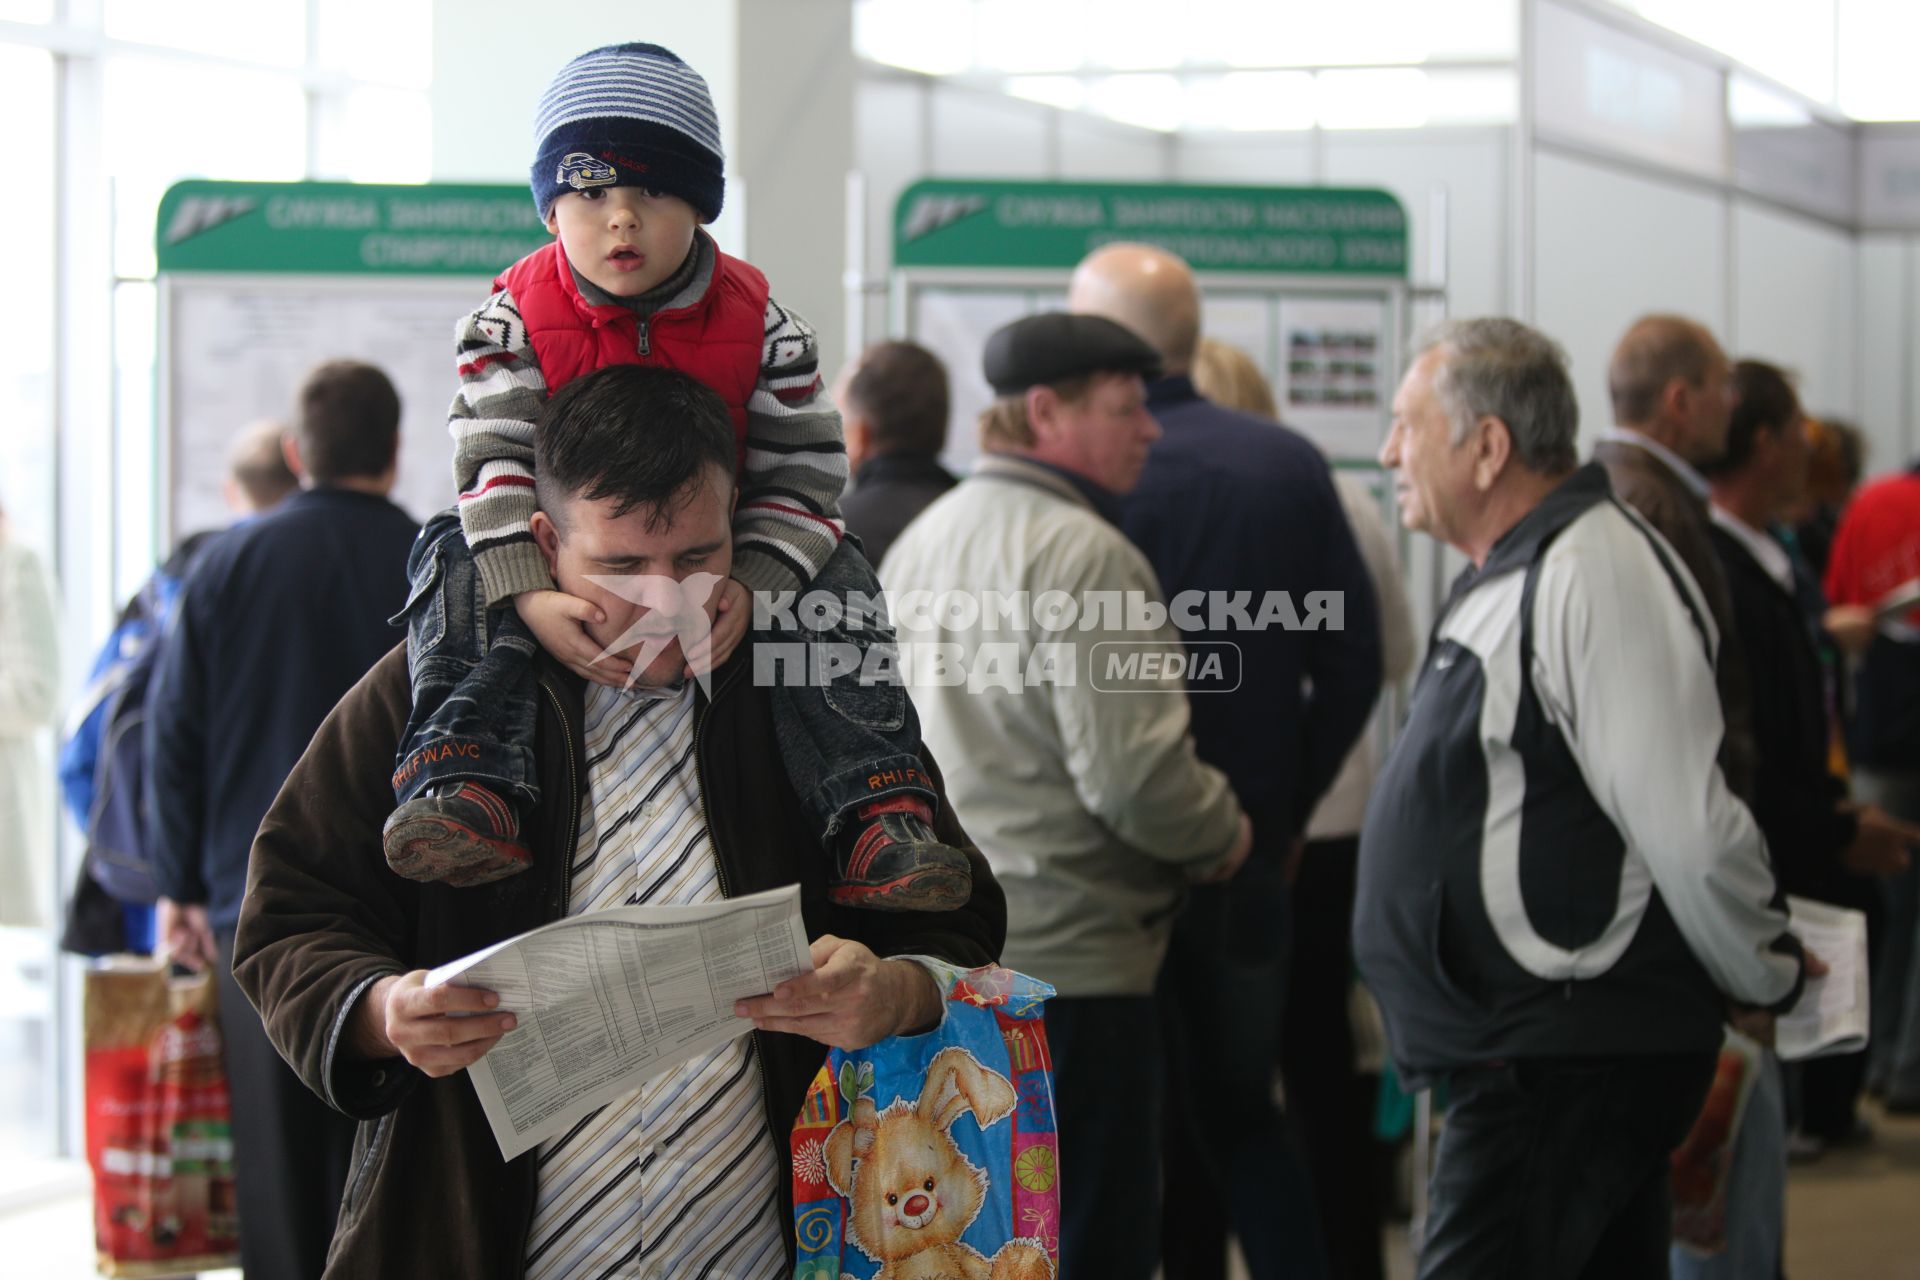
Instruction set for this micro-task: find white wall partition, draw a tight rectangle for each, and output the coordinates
[1532,150,1728,446]
[1173,136,1318,185]
[1322,130,1512,321]
[1855,236,1909,468]
[1731,202,1858,420]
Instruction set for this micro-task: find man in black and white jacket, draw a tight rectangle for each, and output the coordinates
[1354,318,1807,1279]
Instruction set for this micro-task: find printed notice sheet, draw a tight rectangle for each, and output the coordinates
[425,884,812,1159]
[1775,895,1870,1062]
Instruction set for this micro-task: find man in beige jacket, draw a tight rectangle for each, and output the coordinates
[882,312,1250,1279]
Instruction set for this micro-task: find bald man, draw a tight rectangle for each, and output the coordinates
[1070,243,1382,1280]
[1594,315,1755,800]
[223,420,299,514]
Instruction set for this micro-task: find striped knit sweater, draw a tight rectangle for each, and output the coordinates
[448,234,848,605]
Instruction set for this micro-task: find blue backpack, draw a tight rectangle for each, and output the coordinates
[58,534,209,904]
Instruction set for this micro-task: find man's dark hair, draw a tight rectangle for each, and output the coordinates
[535,365,737,532]
[845,341,951,456]
[295,361,400,484]
[1702,359,1798,478]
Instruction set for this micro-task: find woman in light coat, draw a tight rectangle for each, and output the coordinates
[0,506,60,928]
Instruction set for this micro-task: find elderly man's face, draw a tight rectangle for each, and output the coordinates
[1381,349,1479,545]
[530,465,735,687]
[1039,372,1162,494]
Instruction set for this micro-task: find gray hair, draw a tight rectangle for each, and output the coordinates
[1416,318,1578,476]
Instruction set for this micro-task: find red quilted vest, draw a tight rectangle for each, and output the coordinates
[497,237,769,466]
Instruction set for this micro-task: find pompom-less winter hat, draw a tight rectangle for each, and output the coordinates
[530,42,725,222]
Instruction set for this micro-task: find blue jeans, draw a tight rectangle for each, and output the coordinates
[759,536,933,835]
[1418,1053,1716,1280]
[392,513,932,836]
[391,512,540,806]
[1046,996,1164,1280]
[1860,769,1920,1102]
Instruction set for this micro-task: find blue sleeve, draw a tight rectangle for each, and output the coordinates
[144,581,211,904]
[57,623,140,828]
[1292,468,1384,830]
[57,700,104,830]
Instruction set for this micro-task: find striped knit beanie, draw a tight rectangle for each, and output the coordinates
[531,42,725,222]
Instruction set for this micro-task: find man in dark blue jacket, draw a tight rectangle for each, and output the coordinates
[836,339,960,570]
[147,360,419,1280]
[1072,243,1382,1280]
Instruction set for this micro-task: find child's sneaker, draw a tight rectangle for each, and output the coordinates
[383,782,532,886]
[830,796,971,911]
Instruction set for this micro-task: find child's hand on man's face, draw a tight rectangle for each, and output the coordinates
[682,577,750,678]
[513,588,634,687]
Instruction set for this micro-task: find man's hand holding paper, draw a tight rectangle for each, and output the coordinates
[352,970,518,1078]
[734,934,943,1049]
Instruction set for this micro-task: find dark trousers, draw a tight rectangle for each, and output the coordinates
[393,513,931,833]
[1047,995,1164,1280]
[1418,1053,1716,1280]
[1281,837,1388,1280]
[1160,852,1330,1280]
[215,931,357,1280]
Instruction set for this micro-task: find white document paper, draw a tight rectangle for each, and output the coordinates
[426,884,812,1160]
[1872,577,1920,624]
[1775,895,1870,1063]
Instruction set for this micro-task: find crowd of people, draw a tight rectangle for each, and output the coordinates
[7,36,1916,1280]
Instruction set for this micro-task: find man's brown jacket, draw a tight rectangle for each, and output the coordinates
[234,644,1006,1277]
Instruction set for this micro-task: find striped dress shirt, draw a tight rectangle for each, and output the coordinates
[524,680,786,1279]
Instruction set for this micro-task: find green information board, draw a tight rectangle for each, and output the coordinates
[156,179,549,275]
[893,179,1408,276]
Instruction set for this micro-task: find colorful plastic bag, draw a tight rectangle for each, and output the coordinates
[1670,1029,1765,1255]
[790,964,1059,1279]
[84,959,239,1277]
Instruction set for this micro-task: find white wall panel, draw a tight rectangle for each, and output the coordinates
[1730,200,1856,422]
[929,88,1050,177]
[735,0,854,375]
[1531,0,1727,180]
[1173,134,1316,184]
[1533,150,1727,451]
[1909,255,1920,469]
[432,1,740,182]
[1056,113,1169,180]
[854,80,925,280]
[1322,128,1511,319]
[1859,127,1920,231]
[1854,235,1909,472]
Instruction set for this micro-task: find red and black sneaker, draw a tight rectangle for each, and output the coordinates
[829,796,972,912]
[382,782,532,886]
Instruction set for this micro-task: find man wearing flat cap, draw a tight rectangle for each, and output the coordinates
[882,313,1252,1277]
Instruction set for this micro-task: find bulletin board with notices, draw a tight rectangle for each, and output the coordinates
[154,180,551,539]
[889,180,1411,467]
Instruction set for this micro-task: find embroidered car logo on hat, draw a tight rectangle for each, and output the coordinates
[557,153,617,190]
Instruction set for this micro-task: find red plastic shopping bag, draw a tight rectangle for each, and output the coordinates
[84,959,239,1277]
